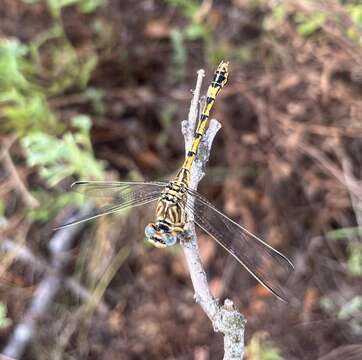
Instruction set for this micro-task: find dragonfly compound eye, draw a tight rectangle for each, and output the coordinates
[145,224,156,238]
[158,222,170,232]
[162,232,177,246]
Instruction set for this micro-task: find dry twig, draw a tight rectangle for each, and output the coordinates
[1,137,39,208]
[2,205,95,359]
[180,69,245,360]
[0,238,109,316]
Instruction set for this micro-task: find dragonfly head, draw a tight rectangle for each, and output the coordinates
[145,222,178,248]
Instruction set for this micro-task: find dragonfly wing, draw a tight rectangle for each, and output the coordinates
[56,181,165,229]
[71,180,167,198]
[185,188,294,302]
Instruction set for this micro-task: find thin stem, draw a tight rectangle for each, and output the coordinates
[180,69,245,359]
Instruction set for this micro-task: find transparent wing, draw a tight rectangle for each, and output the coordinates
[71,180,167,198]
[185,188,294,302]
[55,181,165,229]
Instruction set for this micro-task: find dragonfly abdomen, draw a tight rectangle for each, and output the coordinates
[177,61,229,185]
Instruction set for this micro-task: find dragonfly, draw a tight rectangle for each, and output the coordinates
[57,61,294,302]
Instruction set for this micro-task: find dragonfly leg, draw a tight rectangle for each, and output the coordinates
[178,229,193,244]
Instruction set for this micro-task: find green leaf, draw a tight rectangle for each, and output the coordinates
[77,0,107,13]
[347,243,362,276]
[247,332,283,360]
[78,54,98,89]
[185,23,208,40]
[170,29,186,81]
[347,4,362,27]
[327,227,362,277]
[72,114,92,133]
[273,4,287,22]
[166,0,199,19]
[28,190,83,222]
[327,227,362,240]
[0,39,29,91]
[46,0,79,18]
[338,296,362,320]
[21,0,41,3]
[84,87,105,114]
[0,199,5,217]
[295,13,326,36]
[320,297,336,314]
[235,46,254,64]
[0,303,12,329]
[321,295,362,336]
[21,116,105,187]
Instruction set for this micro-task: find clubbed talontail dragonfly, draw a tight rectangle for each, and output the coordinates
[57,61,294,302]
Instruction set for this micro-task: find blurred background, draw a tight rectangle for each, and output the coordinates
[0,0,362,359]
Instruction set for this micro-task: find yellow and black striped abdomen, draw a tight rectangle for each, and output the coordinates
[177,61,229,185]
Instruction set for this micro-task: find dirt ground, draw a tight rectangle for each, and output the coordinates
[1,1,362,359]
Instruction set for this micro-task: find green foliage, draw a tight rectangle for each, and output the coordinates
[266,1,361,42]
[75,0,107,13]
[167,0,260,72]
[321,295,362,335]
[0,199,7,228]
[265,3,326,36]
[347,243,362,276]
[41,36,98,95]
[47,0,79,18]
[166,0,211,80]
[84,87,106,115]
[272,3,287,22]
[0,24,98,133]
[17,2,100,96]
[1,0,106,223]
[0,39,29,90]
[166,0,200,19]
[295,12,326,36]
[346,3,362,44]
[22,0,107,17]
[0,303,12,329]
[160,103,178,130]
[327,227,362,276]
[170,29,187,80]
[157,103,178,146]
[28,190,83,221]
[1,89,58,135]
[0,199,5,217]
[247,332,283,360]
[327,226,362,240]
[0,39,58,135]
[338,296,362,320]
[22,115,104,187]
[234,46,255,64]
[184,23,209,40]
[346,3,362,26]
[263,3,287,31]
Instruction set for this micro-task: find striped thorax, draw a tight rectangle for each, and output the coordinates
[145,181,188,248]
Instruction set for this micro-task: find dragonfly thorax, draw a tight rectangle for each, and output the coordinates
[145,181,187,248]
